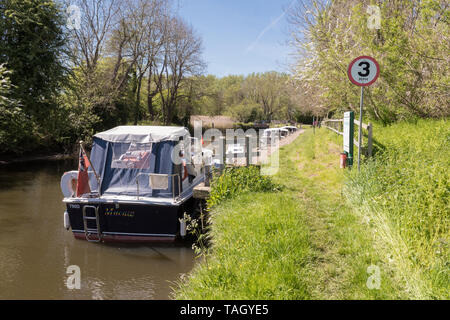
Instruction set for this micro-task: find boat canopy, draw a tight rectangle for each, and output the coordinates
[88,126,190,199]
[94,126,189,144]
[263,128,281,133]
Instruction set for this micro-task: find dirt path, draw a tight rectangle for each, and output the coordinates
[274,129,305,151]
[226,129,305,166]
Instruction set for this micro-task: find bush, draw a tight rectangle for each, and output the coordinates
[207,166,282,208]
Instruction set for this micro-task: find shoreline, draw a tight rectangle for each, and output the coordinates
[0,153,76,166]
[0,126,305,166]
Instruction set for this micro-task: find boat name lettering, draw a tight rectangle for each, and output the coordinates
[104,208,135,218]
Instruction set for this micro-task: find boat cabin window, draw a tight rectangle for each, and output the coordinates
[111,142,153,169]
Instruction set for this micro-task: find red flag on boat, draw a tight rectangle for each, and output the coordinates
[201,136,204,145]
[76,147,91,197]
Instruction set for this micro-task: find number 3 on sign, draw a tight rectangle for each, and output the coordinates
[348,56,380,87]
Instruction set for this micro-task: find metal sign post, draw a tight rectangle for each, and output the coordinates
[357,87,364,171]
[347,56,380,172]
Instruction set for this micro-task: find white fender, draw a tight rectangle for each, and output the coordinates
[64,211,70,230]
[60,171,78,198]
[179,218,187,238]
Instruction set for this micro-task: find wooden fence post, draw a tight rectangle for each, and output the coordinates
[367,123,373,157]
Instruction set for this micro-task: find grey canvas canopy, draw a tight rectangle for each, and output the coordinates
[94,126,189,144]
[88,126,190,199]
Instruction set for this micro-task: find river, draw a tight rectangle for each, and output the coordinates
[0,159,195,300]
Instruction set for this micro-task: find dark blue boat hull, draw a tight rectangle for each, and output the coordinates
[66,198,196,243]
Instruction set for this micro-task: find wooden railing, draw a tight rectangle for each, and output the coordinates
[322,118,373,157]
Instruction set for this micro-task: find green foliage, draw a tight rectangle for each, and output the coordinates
[290,0,450,122]
[0,0,69,154]
[0,0,299,156]
[207,166,282,208]
[175,191,312,300]
[179,72,297,122]
[0,0,67,120]
[176,124,449,299]
[226,101,262,123]
[175,129,405,299]
[0,64,36,153]
[345,119,449,298]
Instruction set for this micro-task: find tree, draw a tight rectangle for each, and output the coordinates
[242,72,290,121]
[0,0,68,131]
[288,0,450,123]
[0,64,34,153]
[158,17,205,124]
[66,0,128,129]
[124,0,167,124]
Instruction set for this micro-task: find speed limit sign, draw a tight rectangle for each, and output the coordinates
[347,56,379,86]
[347,55,379,172]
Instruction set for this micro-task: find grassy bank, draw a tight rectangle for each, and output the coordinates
[174,120,449,299]
[345,119,449,299]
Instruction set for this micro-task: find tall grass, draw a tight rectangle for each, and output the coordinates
[345,119,449,299]
[175,191,313,299]
[175,130,402,299]
[207,166,282,208]
[174,120,448,300]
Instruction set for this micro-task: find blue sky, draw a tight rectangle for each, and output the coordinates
[177,0,295,77]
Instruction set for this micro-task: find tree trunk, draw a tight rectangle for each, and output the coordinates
[134,75,143,125]
[147,75,154,121]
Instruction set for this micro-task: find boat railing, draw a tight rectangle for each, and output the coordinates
[135,173,182,201]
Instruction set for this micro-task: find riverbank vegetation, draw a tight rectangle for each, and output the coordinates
[345,119,449,299]
[175,120,448,299]
[1,0,447,300]
[1,1,447,157]
[288,0,449,122]
[206,166,282,208]
[0,0,302,157]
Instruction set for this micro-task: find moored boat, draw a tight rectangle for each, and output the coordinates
[60,126,206,243]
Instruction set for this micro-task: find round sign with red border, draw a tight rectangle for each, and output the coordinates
[347,56,380,86]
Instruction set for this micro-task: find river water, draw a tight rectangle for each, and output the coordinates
[0,159,195,300]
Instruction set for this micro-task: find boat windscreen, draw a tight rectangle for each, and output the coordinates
[111,142,152,169]
[90,139,177,198]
